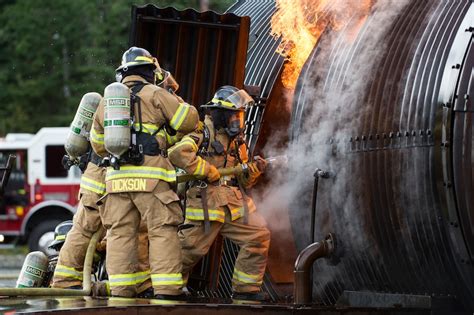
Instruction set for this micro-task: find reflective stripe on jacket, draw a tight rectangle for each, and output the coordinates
[79,163,106,196]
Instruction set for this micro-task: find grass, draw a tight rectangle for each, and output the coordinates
[0,245,29,256]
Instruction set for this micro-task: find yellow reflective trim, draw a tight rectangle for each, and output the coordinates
[157,130,181,146]
[53,272,83,281]
[90,128,104,144]
[109,271,147,287]
[106,166,176,182]
[151,273,183,286]
[168,137,198,155]
[231,207,243,214]
[108,270,151,287]
[230,207,245,220]
[169,103,190,131]
[81,177,105,188]
[55,235,66,241]
[133,123,160,134]
[56,265,83,273]
[109,273,135,279]
[135,56,154,63]
[105,281,111,296]
[233,269,262,284]
[193,157,206,176]
[168,134,180,146]
[80,176,106,195]
[186,208,225,223]
[54,264,83,281]
[211,98,235,109]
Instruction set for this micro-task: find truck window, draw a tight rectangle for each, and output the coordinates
[45,145,68,178]
[0,150,28,213]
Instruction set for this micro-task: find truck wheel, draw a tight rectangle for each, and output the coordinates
[28,220,61,256]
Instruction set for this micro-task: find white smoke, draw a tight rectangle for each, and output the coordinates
[253,0,412,250]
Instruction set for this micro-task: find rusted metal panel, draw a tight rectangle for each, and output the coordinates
[129,5,250,107]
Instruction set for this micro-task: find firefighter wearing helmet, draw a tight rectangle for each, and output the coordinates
[168,86,271,301]
[90,47,198,299]
[51,93,108,290]
[48,220,73,251]
[51,93,154,297]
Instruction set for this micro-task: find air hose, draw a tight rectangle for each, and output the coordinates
[0,227,104,297]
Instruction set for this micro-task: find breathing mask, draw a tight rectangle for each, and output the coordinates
[225,111,245,138]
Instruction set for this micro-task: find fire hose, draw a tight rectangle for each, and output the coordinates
[176,155,287,183]
[0,226,104,297]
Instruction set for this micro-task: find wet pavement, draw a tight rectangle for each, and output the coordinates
[0,252,24,288]
[0,269,20,287]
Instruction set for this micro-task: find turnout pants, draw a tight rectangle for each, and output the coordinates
[102,182,184,297]
[179,210,270,293]
[52,194,152,294]
[52,193,104,288]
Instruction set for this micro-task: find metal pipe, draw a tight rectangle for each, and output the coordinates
[0,226,104,297]
[294,233,335,305]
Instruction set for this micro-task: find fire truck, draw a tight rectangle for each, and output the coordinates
[0,127,80,254]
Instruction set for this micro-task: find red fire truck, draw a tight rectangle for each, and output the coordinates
[0,127,80,254]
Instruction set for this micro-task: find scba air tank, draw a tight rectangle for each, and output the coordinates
[104,82,131,158]
[16,251,48,288]
[65,92,102,160]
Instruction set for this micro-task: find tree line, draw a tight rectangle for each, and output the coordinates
[0,0,233,136]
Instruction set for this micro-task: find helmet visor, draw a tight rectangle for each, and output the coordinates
[225,89,254,110]
[157,70,179,93]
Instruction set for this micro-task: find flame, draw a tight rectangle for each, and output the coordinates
[271,0,374,89]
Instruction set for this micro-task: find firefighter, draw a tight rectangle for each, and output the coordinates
[168,86,271,301]
[51,149,107,289]
[91,47,198,299]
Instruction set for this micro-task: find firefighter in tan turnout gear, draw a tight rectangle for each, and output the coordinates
[51,156,106,290]
[168,86,271,301]
[91,47,198,298]
[51,92,109,291]
[51,92,152,297]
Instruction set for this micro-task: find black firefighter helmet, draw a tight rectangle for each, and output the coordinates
[48,220,73,251]
[201,86,255,137]
[201,85,254,111]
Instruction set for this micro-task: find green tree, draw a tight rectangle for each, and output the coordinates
[0,0,234,136]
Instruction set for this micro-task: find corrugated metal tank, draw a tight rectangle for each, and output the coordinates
[289,0,474,310]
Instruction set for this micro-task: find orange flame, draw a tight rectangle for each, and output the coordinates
[271,0,374,89]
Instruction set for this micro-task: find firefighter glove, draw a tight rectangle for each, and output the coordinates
[247,162,262,177]
[195,120,205,133]
[254,155,268,173]
[238,162,262,188]
[207,164,221,183]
